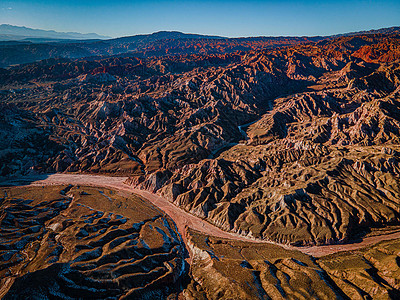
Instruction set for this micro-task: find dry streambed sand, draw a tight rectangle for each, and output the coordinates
[3,173,400,257]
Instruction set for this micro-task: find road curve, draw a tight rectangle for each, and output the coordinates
[2,173,400,257]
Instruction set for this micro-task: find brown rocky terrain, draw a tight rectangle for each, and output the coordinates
[185,229,341,300]
[2,28,400,298]
[185,229,400,299]
[318,238,400,299]
[3,174,400,299]
[0,31,321,68]
[1,33,400,246]
[0,185,187,299]
[129,34,400,246]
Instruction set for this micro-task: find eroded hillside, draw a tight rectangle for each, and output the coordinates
[1,32,400,248]
[0,185,187,299]
[185,229,400,299]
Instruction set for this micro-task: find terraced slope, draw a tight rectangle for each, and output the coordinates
[318,239,400,299]
[185,229,343,300]
[185,229,400,300]
[0,185,187,299]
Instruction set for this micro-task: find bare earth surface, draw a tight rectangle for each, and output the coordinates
[1,174,273,248]
[3,173,400,258]
[0,184,187,299]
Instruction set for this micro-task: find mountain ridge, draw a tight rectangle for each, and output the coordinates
[0,24,111,41]
[2,24,400,43]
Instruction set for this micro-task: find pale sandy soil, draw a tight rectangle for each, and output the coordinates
[301,230,400,256]
[2,173,400,257]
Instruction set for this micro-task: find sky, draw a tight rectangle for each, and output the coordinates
[1,0,399,38]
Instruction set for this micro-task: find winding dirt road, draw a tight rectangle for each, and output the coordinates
[2,173,400,257]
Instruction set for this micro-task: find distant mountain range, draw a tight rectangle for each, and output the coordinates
[2,24,400,43]
[330,26,400,38]
[0,24,111,41]
[0,25,399,68]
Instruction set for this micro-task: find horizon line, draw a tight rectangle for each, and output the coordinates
[1,23,400,40]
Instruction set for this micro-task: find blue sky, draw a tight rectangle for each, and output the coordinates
[1,0,399,38]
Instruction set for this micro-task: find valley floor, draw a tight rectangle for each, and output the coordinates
[3,173,400,257]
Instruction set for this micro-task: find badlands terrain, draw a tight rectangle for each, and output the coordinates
[1,27,400,298]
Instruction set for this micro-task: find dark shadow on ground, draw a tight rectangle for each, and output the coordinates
[0,173,52,187]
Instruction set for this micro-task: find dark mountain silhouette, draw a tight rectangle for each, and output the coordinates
[0,24,110,41]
